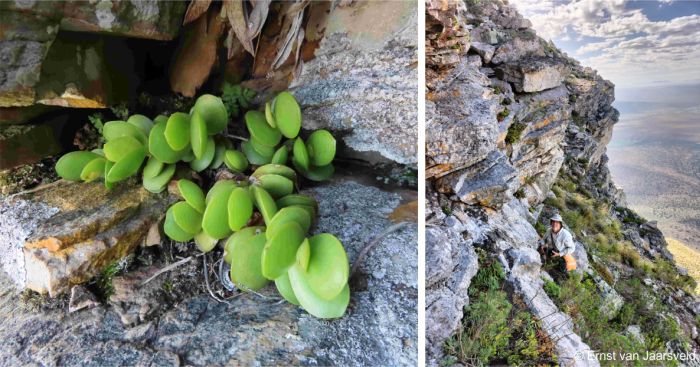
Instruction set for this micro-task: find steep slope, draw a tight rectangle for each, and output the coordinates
[426,1,700,366]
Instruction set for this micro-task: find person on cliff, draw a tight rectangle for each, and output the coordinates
[538,214,577,277]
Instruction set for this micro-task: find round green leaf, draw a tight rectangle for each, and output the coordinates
[295,161,335,182]
[206,180,238,204]
[246,110,281,147]
[228,187,253,231]
[292,137,309,171]
[103,121,147,145]
[164,206,195,242]
[265,101,277,128]
[172,201,203,234]
[276,194,318,211]
[266,206,311,240]
[107,146,146,183]
[257,174,294,199]
[224,226,265,264]
[251,164,297,182]
[224,150,248,172]
[149,120,188,163]
[249,137,276,158]
[104,136,143,162]
[190,111,208,159]
[177,179,206,213]
[126,114,154,136]
[291,205,316,220]
[104,160,114,189]
[251,185,277,225]
[229,232,269,291]
[143,163,175,193]
[296,238,310,271]
[202,182,234,239]
[56,151,101,181]
[304,233,349,300]
[153,115,168,125]
[189,137,215,172]
[275,272,300,305]
[193,94,228,135]
[271,146,288,165]
[306,129,336,166]
[261,221,304,279]
[241,140,272,165]
[165,112,191,151]
[288,264,350,319]
[194,231,218,253]
[80,156,106,182]
[273,91,301,139]
[142,156,164,179]
[209,138,227,169]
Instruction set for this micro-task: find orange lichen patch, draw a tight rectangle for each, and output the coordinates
[426,163,453,179]
[25,237,63,252]
[389,200,418,224]
[532,115,555,130]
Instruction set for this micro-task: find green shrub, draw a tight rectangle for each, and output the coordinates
[505,122,526,144]
[513,188,526,199]
[543,279,561,299]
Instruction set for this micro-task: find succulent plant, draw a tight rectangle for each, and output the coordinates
[55,89,348,319]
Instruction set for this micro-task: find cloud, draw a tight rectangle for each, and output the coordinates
[509,0,700,87]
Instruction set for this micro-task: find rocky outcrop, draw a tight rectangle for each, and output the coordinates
[291,1,417,165]
[0,0,185,108]
[0,179,418,366]
[0,179,171,296]
[425,0,697,365]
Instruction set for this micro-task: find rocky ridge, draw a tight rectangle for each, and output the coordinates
[426,1,700,366]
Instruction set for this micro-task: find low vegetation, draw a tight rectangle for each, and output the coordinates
[443,256,556,366]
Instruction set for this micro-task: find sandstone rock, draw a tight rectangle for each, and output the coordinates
[436,151,518,208]
[427,61,499,175]
[60,0,186,41]
[490,36,544,64]
[0,124,64,170]
[0,179,417,366]
[425,224,479,365]
[496,58,569,93]
[0,1,184,108]
[0,179,171,296]
[291,1,417,165]
[470,42,495,64]
[426,0,470,69]
[592,274,624,320]
[68,285,99,313]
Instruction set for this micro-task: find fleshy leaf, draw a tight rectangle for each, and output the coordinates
[228,187,253,231]
[306,129,336,167]
[224,149,249,172]
[288,264,350,319]
[246,110,281,147]
[56,151,101,181]
[143,163,175,193]
[266,206,311,240]
[292,137,309,171]
[190,111,208,159]
[193,94,228,135]
[275,272,300,305]
[149,120,188,163]
[164,205,195,242]
[189,137,216,172]
[177,179,206,214]
[273,91,301,139]
[165,112,191,151]
[228,232,269,291]
[251,185,277,225]
[202,181,234,239]
[104,136,143,162]
[106,146,147,183]
[261,221,304,280]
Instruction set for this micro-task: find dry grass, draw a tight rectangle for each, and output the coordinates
[666,237,700,295]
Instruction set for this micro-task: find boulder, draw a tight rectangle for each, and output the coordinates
[496,58,569,93]
[425,225,479,364]
[0,179,171,296]
[436,151,518,208]
[291,1,417,165]
[470,42,496,64]
[490,36,544,65]
[0,179,418,366]
[0,1,185,108]
[426,61,499,176]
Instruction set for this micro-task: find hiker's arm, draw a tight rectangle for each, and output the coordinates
[561,232,576,256]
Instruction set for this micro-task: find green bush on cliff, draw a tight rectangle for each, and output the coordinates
[505,122,526,145]
[445,259,556,366]
[52,88,353,320]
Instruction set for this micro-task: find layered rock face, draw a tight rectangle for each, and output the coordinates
[426,1,698,366]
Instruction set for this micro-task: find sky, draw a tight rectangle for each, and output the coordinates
[509,0,700,91]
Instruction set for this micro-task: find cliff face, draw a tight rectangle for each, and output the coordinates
[426,1,700,366]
